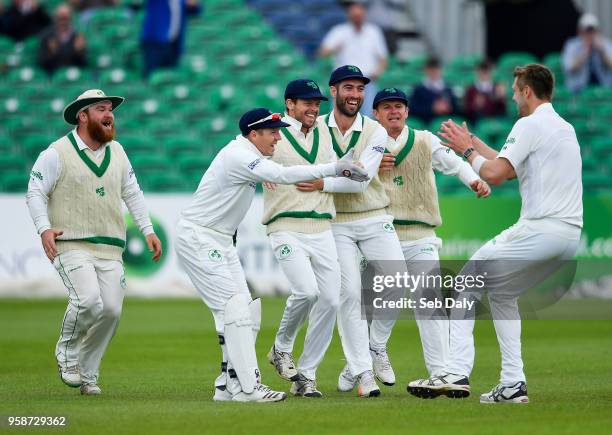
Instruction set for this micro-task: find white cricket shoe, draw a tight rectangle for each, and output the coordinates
[370,348,395,386]
[212,366,232,401]
[80,383,102,395]
[231,383,287,403]
[290,374,323,398]
[407,373,470,399]
[213,385,232,401]
[58,364,81,388]
[356,370,381,398]
[267,345,299,382]
[337,364,356,392]
[480,382,529,404]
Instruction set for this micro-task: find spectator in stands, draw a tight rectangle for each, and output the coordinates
[38,4,86,75]
[463,59,507,124]
[140,0,201,78]
[319,0,388,117]
[0,0,51,42]
[562,13,612,93]
[408,57,459,126]
[38,3,86,75]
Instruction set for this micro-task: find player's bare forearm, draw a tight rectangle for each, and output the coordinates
[471,135,499,160]
[467,153,516,186]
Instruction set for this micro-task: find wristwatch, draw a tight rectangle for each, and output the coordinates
[463,147,475,159]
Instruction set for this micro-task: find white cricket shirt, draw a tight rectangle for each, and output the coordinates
[497,103,583,227]
[181,135,336,235]
[320,22,388,77]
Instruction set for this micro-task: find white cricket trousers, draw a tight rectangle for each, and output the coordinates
[400,237,449,377]
[332,214,406,377]
[447,218,581,385]
[54,249,125,384]
[175,219,250,333]
[269,230,340,380]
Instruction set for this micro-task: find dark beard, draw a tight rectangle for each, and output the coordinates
[87,120,115,143]
[336,96,361,117]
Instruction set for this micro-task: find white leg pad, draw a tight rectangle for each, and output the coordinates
[224,294,258,393]
[249,298,261,343]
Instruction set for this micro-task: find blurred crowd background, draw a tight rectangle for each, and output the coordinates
[1,0,611,196]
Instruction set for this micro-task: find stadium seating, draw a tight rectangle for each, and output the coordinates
[0,1,609,195]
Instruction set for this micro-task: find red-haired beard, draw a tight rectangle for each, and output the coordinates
[87,118,116,143]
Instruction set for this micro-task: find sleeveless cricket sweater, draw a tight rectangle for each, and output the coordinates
[319,114,389,223]
[262,124,335,235]
[48,132,127,261]
[379,128,442,241]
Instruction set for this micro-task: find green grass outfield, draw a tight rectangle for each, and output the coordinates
[1,298,611,435]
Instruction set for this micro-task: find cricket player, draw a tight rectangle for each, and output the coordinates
[26,89,163,395]
[408,64,583,403]
[296,65,406,397]
[263,79,338,398]
[174,107,369,403]
[372,87,490,379]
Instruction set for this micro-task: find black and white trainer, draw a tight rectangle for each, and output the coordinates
[267,345,299,382]
[231,383,287,403]
[407,374,470,399]
[480,381,529,404]
[290,374,323,398]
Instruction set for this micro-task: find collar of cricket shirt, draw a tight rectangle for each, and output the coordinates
[67,129,111,178]
[280,115,319,164]
[325,111,364,158]
[384,125,415,167]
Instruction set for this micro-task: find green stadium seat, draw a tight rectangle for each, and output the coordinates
[120,135,157,154]
[497,52,538,73]
[99,67,139,86]
[52,67,93,87]
[0,154,28,172]
[22,135,50,161]
[149,70,191,88]
[7,67,46,86]
[139,171,186,192]
[448,54,482,73]
[175,154,214,173]
[130,154,169,172]
[165,138,203,157]
[582,173,610,190]
[0,171,27,193]
[590,138,612,159]
[476,118,514,148]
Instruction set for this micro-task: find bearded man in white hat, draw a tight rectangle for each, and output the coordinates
[26,89,163,395]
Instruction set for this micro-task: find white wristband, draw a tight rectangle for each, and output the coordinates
[471,155,486,175]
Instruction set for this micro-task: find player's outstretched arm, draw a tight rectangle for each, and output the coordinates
[234,149,369,185]
[438,119,516,186]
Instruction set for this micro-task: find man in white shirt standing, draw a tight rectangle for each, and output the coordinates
[372,87,490,382]
[319,0,388,117]
[26,89,163,395]
[175,107,368,403]
[408,64,583,404]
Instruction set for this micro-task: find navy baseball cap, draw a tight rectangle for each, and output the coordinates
[239,107,290,136]
[329,65,371,86]
[373,87,409,109]
[285,79,328,101]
